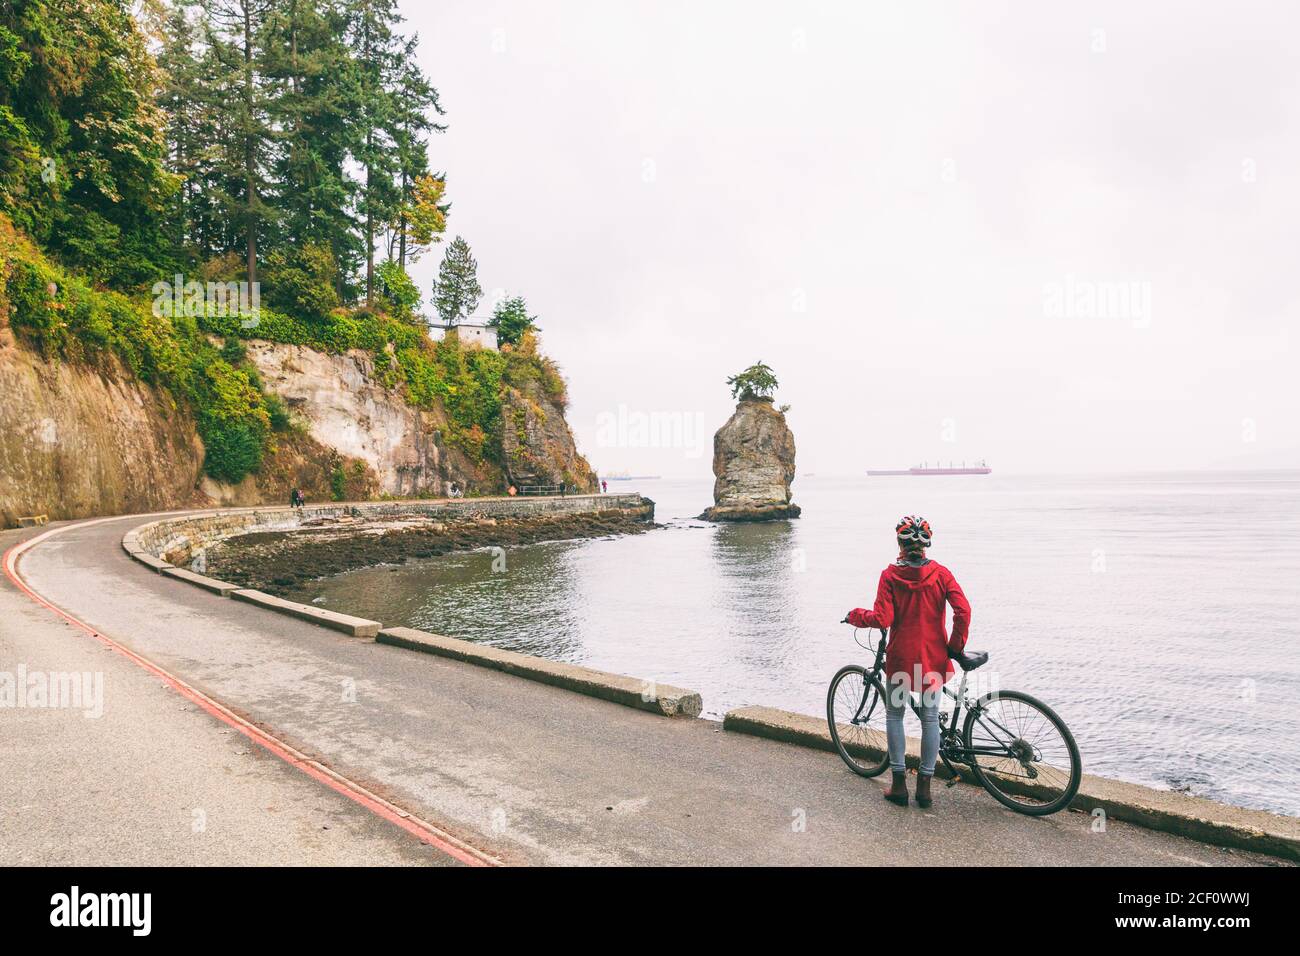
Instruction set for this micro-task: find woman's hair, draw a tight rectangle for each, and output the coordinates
[895,514,932,562]
[897,537,929,562]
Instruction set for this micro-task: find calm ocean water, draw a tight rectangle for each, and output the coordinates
[285,472,1300,817]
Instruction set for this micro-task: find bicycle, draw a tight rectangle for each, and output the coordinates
[826,625,1082,815]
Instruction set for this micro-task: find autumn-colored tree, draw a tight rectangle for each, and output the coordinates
[393,173,447,263]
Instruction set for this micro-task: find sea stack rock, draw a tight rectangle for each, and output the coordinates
[700,398,800,522]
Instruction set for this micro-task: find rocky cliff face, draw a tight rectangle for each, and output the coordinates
[0,331,598,525]
[244,340,596,497]
[243,341,492,498]
[501,381,597,492]
[0,329,207,525]
[700,398,800,521]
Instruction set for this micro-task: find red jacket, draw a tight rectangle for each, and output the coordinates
[847,560,971,692]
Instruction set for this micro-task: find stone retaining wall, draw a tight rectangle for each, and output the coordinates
[132,494,651,568]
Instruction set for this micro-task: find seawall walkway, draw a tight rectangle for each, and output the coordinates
[1,506,1292,866]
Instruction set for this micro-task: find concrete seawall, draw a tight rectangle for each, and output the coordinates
[121,495,695,720]
[128,493,651,567]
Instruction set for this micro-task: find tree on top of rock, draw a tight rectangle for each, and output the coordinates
[432,235,483,326]
[726,362,779,402]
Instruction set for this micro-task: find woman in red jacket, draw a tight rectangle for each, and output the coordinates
[845,516,971,809]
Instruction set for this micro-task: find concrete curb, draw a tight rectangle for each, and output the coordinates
[379,626,703,718]
[126,549,171,573]
[161,566,240,596]
[723,705,1300,861]
[231,589,381,639]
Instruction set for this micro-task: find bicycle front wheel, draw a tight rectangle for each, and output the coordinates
[826,665,890,777]
[963,689,1081,815]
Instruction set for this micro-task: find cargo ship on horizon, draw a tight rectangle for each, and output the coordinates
[867,459,992,476]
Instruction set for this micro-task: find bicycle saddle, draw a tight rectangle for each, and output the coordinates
[949,647,989,671]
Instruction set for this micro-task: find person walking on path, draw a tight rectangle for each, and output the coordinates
[844,515,971,810]
[601,480,608,493]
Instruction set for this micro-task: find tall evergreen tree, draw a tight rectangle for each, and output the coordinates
[263,0,359,293]
[157,2,215,262]
[145,0,448,305]
[433,235,482,327]
[344,0,402,304]
[204,0,276,285]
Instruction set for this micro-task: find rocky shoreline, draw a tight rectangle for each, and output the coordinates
[204,506,656,595]
[699,501,802,522]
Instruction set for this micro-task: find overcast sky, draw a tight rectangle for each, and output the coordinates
[401,0,1300,478]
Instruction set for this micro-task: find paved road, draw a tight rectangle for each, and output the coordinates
[2,514,1283,866]
[0,523,453,866]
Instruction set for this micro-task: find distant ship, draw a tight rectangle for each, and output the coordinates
[867,460,991,476]
[601,470,661,481]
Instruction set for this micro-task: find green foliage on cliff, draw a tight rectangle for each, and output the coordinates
[0,1,176,288]
[488,296,537,347]
[0,214,273,484]
[4,207,573,487]
[202,304,565,466]
[375,260,422,321]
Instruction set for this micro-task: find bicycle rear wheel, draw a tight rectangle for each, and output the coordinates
[963,689,1081,815]
[826,666,890,777]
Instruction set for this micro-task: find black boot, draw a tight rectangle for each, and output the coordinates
[883,771,909,807]
[914,773,933,808]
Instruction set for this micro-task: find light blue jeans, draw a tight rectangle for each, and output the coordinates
[883,679,940,776]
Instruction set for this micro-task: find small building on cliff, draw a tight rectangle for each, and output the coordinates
[433,322,498,350]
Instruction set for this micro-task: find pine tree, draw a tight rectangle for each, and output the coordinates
[489,296,538,347]
[433,236,483,327]
[157,2,215,262]
[344,0,403,304]
[264,0,359,293]
[204,0,276,286]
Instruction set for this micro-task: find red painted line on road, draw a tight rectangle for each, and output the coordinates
[3,518,501,868]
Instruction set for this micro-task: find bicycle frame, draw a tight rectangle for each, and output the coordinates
[858,629,1030,771]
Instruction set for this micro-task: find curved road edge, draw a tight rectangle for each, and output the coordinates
[3,515,501,868]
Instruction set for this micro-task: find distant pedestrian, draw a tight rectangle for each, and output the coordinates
[601,480,607,493]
